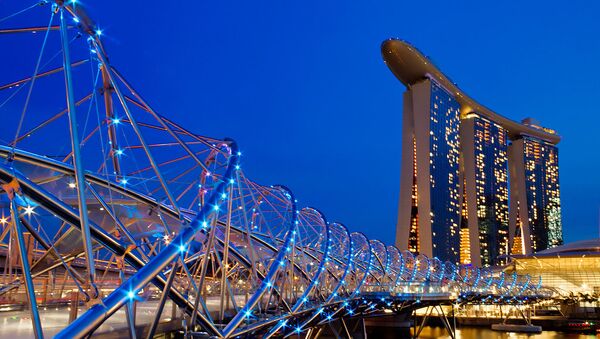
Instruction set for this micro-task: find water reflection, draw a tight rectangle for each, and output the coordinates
[417,326,596,339]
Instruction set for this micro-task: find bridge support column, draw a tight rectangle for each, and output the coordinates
[412,305,455,339]
[9,199,44,339]
[69,291,79,324]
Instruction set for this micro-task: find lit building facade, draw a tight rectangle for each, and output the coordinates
[509,133,563,254]
[396,78,461,263]
[509,238,600,297]
[461,114,509,266]
[383,39,563,265]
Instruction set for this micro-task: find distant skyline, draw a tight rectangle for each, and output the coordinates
[4,1,599,244]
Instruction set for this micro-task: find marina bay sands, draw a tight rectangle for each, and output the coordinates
[0,1,597,338]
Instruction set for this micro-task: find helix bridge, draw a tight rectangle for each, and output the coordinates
[0,2,552,338]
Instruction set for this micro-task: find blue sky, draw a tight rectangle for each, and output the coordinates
[3,1,599,244]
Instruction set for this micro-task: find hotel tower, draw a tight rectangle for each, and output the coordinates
[382,39,563,266]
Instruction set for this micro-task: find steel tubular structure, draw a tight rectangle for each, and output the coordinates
[0,2,551,338]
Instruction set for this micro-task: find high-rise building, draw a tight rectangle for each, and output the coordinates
[509,132,563,254]
[383,39,563,265]
[461,114,509,266]
[396,78,461,263]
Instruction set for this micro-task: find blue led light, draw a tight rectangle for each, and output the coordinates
[127,290,135,299]
[178,244,186,253]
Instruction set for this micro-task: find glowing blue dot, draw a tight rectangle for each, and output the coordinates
[96,29,103,36]
[178,244,186,253]
[237,151,242,156]
[229,179,235,184]
[266,281,272,287]
[111,117,120,125]
[235,165,240,170]
[73,17,80,23]
[296,327,302,333]
[115,149,124,156]
[213,205,220,211]
[120,178,128,185]
[221,192,227,199]
[127,291,135,299]
[244,310,252,318]
[201,221,208,228]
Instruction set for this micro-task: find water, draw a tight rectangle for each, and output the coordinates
[417,326,598,339]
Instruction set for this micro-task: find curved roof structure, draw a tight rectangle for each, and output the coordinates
[535,238,600,256]
[381,39,560,144]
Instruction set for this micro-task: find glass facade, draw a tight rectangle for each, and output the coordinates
[511,240,600,297]
[472,116,509,266]
[400,79,562,266]
[428,80,461,263]
[522,136,563,251]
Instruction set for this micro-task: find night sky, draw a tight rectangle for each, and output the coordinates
[3,1,599,244]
